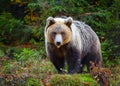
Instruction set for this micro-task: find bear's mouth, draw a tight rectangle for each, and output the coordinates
[55,42,62,48]
[56,45,61,48]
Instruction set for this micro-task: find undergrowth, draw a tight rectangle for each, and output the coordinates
[0,45,120,86]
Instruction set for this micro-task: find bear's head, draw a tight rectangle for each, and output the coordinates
[45,17,73,48]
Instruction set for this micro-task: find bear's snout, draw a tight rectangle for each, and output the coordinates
[55,41,62,48]
[56,41,61,46]
[54,34,63,48]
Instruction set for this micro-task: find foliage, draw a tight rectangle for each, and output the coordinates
[14,48,41,61]
[90,61,111,86]
[101,40,120,67]
[50,74,97,86]
[25,78,43,86]
[0,47,54,86]
[0,0,120,85]
[0,48,120,85]
[24,0,120,64]
[0,74,44,86]
[0,1,119,58]
[0,12,31,44]
[30,26,45,42]
[0,49,5,57]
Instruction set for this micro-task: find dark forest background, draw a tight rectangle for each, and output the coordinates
[0,0,120,86]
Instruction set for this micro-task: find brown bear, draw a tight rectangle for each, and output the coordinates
[44,16,102,74]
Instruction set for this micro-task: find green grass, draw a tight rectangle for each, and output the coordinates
[0,46,120,86]
[25,78,44,86]
[50,74,98,86]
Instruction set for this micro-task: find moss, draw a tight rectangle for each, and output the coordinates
[50,74,98,86]
[25,78,44,86]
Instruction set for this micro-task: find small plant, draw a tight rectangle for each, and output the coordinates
[25,78,43,86]
[90,61,111,86]
[14,48,41,61]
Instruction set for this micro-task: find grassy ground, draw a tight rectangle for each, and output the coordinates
[0,44,120,86]
[0,58,98,86]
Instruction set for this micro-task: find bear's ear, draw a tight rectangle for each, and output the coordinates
[46,17,55,28]
[65,17,73,27]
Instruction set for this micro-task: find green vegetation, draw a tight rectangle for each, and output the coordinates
[25,78,44,86]
[50,74,97,86]
[0,0,120,86]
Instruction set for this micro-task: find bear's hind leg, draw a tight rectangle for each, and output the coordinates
[84,53,101,72]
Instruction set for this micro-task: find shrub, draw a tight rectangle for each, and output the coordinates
[0,12,31,44]
[14,48,41,61]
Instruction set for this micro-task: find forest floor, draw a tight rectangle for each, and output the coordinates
[0,43,120,86]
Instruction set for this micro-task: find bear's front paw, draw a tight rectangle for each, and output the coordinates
[68,70,76,74]
[58,70,66,74]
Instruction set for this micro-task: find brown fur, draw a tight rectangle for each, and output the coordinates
[45,17,102,74]
[46,23,72,45]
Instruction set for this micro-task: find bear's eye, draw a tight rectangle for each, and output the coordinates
[52,32,56,36]
[52,32,56,35]
[61,32,65,36]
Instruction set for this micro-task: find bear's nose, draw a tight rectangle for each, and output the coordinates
[56,42,61,46]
